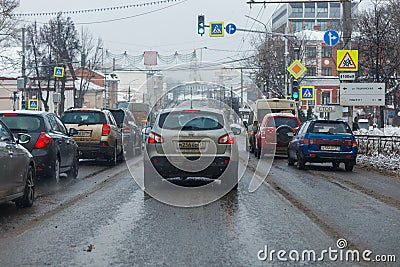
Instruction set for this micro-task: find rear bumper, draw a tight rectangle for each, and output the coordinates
[301,151,357,163]
[77,141,114,160]
[31,148,54,174]
[148,156,235,179]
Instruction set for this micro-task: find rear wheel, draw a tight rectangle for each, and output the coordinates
[16,166,34,208]
[67,153,79,179]
[288,157,295,166]
[50,156,61,183]
[297,154,306,170]
[345,162,354,172]
[332,162,340,169]
[109,143,118,166]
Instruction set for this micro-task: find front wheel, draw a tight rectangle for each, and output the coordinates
[16,166,34,208]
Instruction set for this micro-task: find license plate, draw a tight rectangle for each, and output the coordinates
[178,141,205,149]
[77,130,91,137]
[320,145,340,151]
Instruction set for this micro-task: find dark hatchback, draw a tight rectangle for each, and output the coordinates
[287,120,358,171]
[106,108,142,157]
[0,111,79,183]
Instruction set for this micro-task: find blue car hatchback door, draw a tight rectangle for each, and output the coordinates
[288,120,358,171]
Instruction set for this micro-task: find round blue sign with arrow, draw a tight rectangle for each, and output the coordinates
[226,23,237,35]
[324,30,339,46]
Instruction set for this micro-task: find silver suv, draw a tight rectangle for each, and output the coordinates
[144,107,240,191]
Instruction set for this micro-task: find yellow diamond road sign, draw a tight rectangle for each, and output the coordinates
[287,60,307,79]
[337,50,358,71]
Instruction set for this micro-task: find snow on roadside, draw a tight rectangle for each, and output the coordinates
[355,126,400,177]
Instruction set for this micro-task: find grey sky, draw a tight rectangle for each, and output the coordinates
[16,0,277,64]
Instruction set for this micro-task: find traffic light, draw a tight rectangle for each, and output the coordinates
[292,80,299,100]
[198,15,205,35]
[21,100,27,110]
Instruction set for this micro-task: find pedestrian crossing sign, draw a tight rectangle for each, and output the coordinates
[210,22,224,37]
[28,99,39,110]
[300,86,315,101]
[337,50,358,71]
[54,66,65,78]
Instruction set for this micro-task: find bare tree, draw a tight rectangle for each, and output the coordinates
[354,0,400,126]
[40,13,79,114]
[26,22,52,111]
[0,0,19,45]
[75,28,103,108]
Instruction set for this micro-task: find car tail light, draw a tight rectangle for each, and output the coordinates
[303,139,309,144]
[218,133,234,144]
[148,132,164,144]
[309,139,317,144]
[352,141,357,147]
[102,124,111,136]
[123,125,131,133]
[35,132,52,149]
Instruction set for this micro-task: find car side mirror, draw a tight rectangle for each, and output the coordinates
[231,127,241,135]
[17,133,31,144]
[69,128,78,136]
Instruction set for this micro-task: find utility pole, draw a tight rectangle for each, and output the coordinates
[21,28,26,110]
[341,0,353,127]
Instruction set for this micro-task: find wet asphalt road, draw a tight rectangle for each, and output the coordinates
[0,136,399,266]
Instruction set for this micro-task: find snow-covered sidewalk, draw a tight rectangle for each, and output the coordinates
[354,126,400,177]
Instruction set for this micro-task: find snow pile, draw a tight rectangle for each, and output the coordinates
[384,126,400,136]
[357,154,400,177]
[355,126,400,177]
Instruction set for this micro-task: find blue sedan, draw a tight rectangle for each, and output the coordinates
[287,120,358,171]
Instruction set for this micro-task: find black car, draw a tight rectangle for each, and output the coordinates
[287,119,358,171]
[106,108,142,157]
[0,119,35,207]
[0,111,79,183]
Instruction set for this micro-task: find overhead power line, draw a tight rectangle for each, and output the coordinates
[15,0,184,17]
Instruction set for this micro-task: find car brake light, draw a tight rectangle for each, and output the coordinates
[102,124,111,136]
[123,125,130,133]
[183,110,200,113]
[35,132,52,149]
[148,132,164,143]
[2,113,18,116]
[218,133,234,144]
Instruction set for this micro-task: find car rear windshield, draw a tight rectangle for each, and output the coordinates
[109,110,125,127]
[61,111,107,125]
[266,117,299,128]
[0,114,44,133]
[158,111,224,131]
[309,121,352,134]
